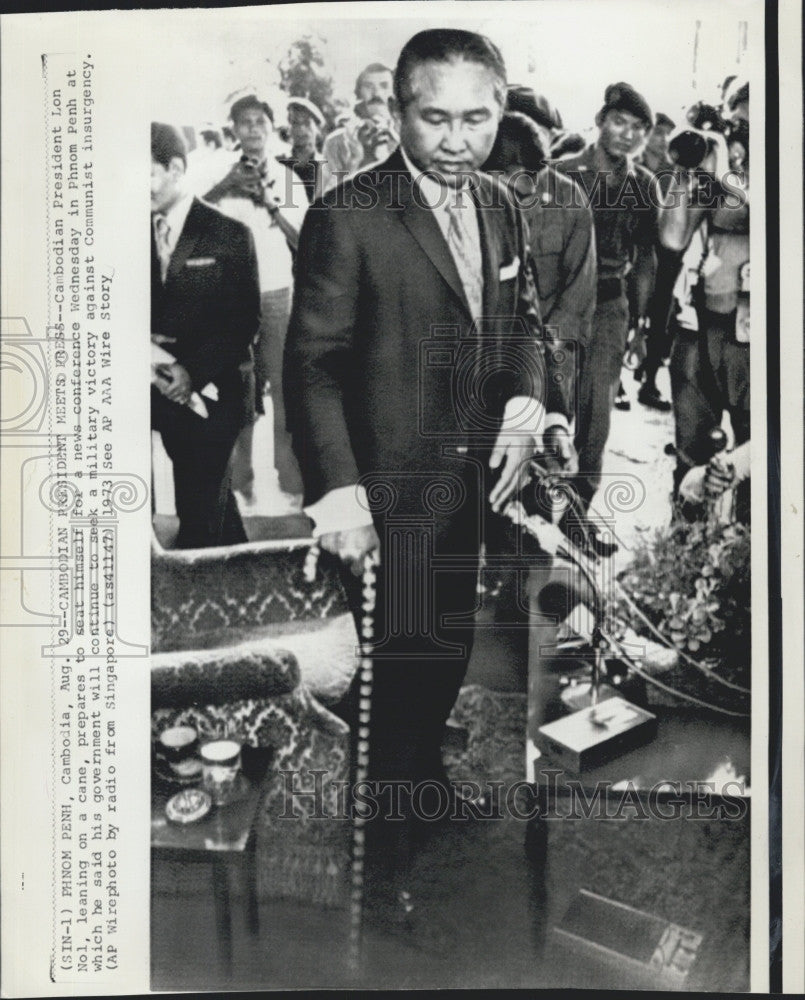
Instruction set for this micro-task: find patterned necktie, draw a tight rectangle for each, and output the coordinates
[444,197,484,319]
[153,214,171,284]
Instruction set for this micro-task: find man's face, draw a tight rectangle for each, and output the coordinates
[151,157,184,213]
[288,107,319,157]
[399,58,504,186]
[357,69,393,106]
[599,108,647,159]
[233,108,271,160]
[646,123,672,158]
[731,100,749,124]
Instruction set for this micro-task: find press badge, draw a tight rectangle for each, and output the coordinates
[735,260,750,343]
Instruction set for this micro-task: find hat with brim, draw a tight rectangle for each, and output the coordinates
[286,96,326,127]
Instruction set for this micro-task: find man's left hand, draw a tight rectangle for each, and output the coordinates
[159,362,193,405]
[488,431,538,513]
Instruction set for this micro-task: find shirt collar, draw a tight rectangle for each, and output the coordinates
[155,191,194,241]
[400,147,476,211]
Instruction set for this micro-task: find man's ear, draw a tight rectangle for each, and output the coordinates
[169,156,186,179]
[388,96,402,129]
[595,108,605,129]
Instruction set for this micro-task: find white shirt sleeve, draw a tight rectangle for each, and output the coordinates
[304,484,373,538]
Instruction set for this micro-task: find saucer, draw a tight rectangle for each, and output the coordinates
[166,788,212,824]
[154,757,203,788]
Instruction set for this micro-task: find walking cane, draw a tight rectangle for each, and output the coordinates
[304,542,379,973]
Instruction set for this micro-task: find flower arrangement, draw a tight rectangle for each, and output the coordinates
[611,517,751,706]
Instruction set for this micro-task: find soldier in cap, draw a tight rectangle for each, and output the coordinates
[638,111,676,177]
[554,82,661,554]
[277,96,327,200]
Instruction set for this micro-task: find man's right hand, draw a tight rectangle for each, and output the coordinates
[319,524,380,576]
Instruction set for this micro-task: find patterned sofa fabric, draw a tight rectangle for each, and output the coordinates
[151,641,300,711]
[152,539,350,654]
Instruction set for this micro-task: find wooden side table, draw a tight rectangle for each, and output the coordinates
[151,746,272,978]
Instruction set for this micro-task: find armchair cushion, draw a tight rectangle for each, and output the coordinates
[151,640,300,711]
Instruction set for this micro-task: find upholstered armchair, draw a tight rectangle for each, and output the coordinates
[151,533,358,906]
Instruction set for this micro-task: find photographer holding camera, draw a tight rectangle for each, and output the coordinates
[205,94,309,508]
[659,87,750,515]
[321,62,400,191]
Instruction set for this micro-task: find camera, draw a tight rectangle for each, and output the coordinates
[668,129,717,170]
[668,100,748,171]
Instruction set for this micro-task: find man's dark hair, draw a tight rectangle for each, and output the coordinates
[394,28,507,111]
[151,122,187,169]
[229,94,274,126]
[354,62,394,97]
[484,111,546,174]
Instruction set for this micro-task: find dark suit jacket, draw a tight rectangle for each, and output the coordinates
[151,197,260,428]
[284,149,568,509]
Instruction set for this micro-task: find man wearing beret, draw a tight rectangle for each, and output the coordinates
[555,82,662,552]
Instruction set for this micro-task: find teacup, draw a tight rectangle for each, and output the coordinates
[158,725,200,778]
[200,739,242,804]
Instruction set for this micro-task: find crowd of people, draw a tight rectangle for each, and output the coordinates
[151,41,750,550]
[150,26,751,931]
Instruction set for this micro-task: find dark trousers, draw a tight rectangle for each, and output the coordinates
[574,293,630,507]
[152,387,247,548]
[669,309,750,492]
[232,287,303,496]
[334,467,486,879]
[642,247,685,386]
[339,511,481,786]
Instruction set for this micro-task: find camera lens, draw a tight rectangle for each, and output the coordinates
[668,130,709,170]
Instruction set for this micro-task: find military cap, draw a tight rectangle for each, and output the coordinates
[601,82,653,129]
[286,96,326,127]
[506,85,563,131]
[229,94,274,125]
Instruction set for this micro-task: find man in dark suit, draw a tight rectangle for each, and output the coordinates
[151,122,260,548]
[284,30,572,923]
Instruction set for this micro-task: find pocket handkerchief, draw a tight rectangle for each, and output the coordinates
[499,256,520,281]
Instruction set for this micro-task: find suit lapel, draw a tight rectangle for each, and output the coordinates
[387,153,472,317]
[166,198,202,285]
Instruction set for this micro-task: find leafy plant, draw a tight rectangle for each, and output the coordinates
[613,519,751,691]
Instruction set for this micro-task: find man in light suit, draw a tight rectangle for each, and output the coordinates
[284,30,572,925]
[151,122,260,548]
